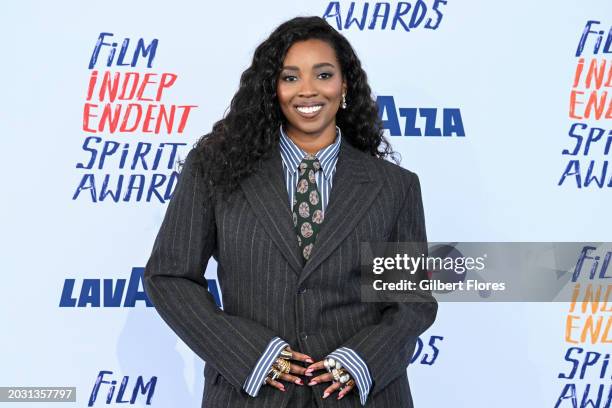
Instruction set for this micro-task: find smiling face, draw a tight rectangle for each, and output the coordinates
[276,39,347,142]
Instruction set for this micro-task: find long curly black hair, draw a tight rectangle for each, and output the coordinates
[192,15,398,200]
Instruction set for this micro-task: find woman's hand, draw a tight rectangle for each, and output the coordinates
[265,346,314,392]
[305,360,355,400]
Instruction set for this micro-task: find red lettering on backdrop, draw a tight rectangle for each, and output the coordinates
[82,70,196,134]
[569,58,612,120]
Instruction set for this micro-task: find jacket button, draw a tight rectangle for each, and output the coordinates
[297,287,307,294]
[300,332,308,341]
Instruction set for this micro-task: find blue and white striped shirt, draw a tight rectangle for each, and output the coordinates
[278,124,341,214]
[242,124,373,405]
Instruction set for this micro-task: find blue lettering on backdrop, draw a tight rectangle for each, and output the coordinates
[89,33,159,69]
[88,370,157,406]
[559,123,612,188]
[410,335,443,365]
[77,138,185,170]
[323,0,447,31]
[59,268,223,308]
[575,21,612,57]
[555,347,612,408]
[571,246,612,282]
[377,96,465,136]
[72,137,186,203]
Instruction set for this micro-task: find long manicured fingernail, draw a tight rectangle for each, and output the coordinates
[294,378,303,385]
[323,392,329,398]
[308,380,317,385]
[306,358,314,363]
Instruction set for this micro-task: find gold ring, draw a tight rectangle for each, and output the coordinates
[270,367,282,381]
[274,358,290,374]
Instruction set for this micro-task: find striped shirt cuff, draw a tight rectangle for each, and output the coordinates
[243,337,289,397]
[327,347,372,406]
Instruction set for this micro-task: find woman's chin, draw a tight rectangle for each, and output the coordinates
[287,120,332,136]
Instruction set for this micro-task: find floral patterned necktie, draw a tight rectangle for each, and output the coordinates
[292,155,324,264]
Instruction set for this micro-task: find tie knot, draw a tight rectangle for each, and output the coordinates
[299,155,321,172]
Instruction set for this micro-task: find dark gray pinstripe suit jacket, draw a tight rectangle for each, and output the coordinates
[143,135,438,407]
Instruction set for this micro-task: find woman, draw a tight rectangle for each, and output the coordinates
[144,16,437,408]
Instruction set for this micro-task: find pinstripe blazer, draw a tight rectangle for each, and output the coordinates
[143,134,438,408]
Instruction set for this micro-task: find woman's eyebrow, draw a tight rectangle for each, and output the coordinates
[281,62,336,71]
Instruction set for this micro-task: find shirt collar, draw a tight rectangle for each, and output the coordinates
[278,124,342,180]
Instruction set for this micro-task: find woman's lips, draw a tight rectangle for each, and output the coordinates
[295,104,323,119]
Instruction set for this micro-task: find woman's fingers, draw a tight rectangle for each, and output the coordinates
[305,360,326,370]
[307,371,333,385]
[273,357,307,376]
[278,372,304,385]
[286,347,314,364]
[337,382,355,399]
[288,362,308,376]
[265,377,285,392]
[322,381,342,399]
[266,369,305,391]
[268,355,355,398]
[304,360,326,376]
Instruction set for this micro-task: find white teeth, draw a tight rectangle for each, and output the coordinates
[296,105,322,114]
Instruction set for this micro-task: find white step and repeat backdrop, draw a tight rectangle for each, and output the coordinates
[1,1,611,407]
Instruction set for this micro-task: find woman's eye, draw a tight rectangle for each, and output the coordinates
[281,73,333,82]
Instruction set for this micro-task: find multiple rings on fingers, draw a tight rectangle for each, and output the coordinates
[327,359,353,390]
[265,354,354,394]
[264,355,291,386]
[324,358,342,372]
[280,348,292,359]
[274,358,290,374]
[269,367,282,381]
[340,378,356,391]
[331,368,347,382]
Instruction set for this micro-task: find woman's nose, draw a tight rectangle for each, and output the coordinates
[298,77,318,97]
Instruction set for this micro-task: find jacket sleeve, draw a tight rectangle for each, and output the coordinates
[143,148,278,393]
[243,337,289,396]
[341,171,438,400]
[326,347,372,406]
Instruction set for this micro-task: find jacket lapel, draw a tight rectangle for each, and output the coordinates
[298,138,382,287]
[239,146,304,276]
[239,136,383,283]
